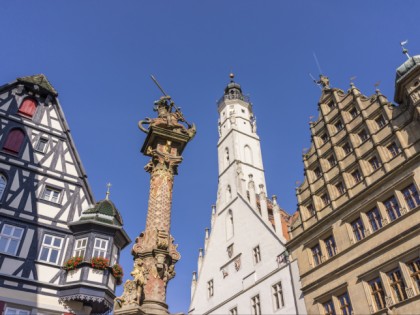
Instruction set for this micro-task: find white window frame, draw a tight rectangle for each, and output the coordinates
[35,137,48,153]
[93,237,108,258]
[41,186,62,203]
[0,224,24,255]
[73,237,88,258]
[38,234,63,264]
[5,307,30,315]
[0,173,7,200]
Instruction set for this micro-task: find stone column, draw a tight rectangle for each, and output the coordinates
[114,96,195,315]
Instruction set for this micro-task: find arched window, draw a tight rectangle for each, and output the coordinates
[3,128,25,154]
[18,98,37,117]
[0,174,6,200]
[244,145,253,164]
[226,209,234,239]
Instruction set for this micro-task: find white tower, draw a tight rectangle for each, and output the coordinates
[189,75,306,315]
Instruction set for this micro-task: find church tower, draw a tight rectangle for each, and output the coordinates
[189,75,305,315]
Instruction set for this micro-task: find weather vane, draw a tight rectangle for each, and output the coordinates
[400,40,410,59]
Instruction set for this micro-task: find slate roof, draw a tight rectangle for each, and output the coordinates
[17,74,58,96]
[80,199,124,227]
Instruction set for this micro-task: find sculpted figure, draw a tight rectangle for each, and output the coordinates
[114,280,137,309]
[131,258,147,304]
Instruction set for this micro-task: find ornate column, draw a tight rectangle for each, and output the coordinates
[115,96,195,315]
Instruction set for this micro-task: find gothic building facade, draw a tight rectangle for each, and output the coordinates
[0,75,130,315]
[188,76,306,315]
[288,55,420,314]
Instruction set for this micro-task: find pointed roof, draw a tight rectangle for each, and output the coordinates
[79,199,124,227]
[17,74,58,96]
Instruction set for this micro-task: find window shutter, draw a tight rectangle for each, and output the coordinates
[18,98,37,117]
[3,129,25,154]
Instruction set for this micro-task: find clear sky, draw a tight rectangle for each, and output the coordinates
[1,1,420,313]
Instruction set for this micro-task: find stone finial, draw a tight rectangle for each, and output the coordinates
[192,271,197,281]
[272,195,278,206]
[199,248,204,257]
[205,228,210,239]
[211,204,216,215]
[259,184,265,194]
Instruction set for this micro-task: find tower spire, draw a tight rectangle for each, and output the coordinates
[105,182,111,200]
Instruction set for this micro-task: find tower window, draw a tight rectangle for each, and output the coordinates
[226,210,234,239]
[384,196,401,221]
[328,155,337,167]
[253,245,261,264]
[349,107,358,119]
[207,279,214,297]
[342,142,352,155]
[367,207,382,232]
[358,129,369,142]
[375,115,386,128]
[3,128,25,155]
[324,235,337,258]
[321,193,331,206]
[314,167,322,179]
[73,238,88,258]
[335,182,346,195]
[351,169,362,184]
[311,244,322,266]
[307,204,316,216]
[328,101,336,110]
[18,98,37,118]
[369,156,381,170]
[402,184,420,209]
[335,120,344,132]
[272,282,284,309]
[387,142,400,157]
[321,133,329,144]
[351,218,365,241]
[93,238,109,258]
[251,295,261,315]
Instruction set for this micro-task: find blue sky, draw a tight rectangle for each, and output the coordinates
[1,1,420,313]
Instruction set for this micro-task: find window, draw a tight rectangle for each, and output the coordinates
[18,98,37,117]
[272,282,284,310]
[408,258,420,292]
[253,245,261,264]
[367,207,382,232]
[73,238,88,258]
[226,210,234,239]
[335,120,344,132]
[307,204,316,217]
[402,184,420,209]
[369,156,381,170]
[0,224,24,255]
[351,218,365,241]
[358,129,369,142]
[41,186,61,203]
[3,128,25,154]
[351,169,362,184]
[342,142,352,155]
[328,155,337,167]
[375,115,386,128]
[314,167,322,179]
[251,295,261,315]
[384,196,401,221]
[349,108,358,119]
[229,307,238,315]
[369,277,386,311]
[387,142,399,157]
[35,137,48,152]
[321,193,331,206]
[311,244,322,266]
[322,300,336,315]
[0,173,7,200]
[335,182,346,195]
[39,234,63,264]
[338,292,353,315]
[321,133,329,144]
[93,238,108,257]
[328,101,336,110]
[5,308,30,315]
[324,235,337,258]
[207,279,214,297]
[388,269,407,302]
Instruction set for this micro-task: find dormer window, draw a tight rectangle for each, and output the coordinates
[18,98,37,118]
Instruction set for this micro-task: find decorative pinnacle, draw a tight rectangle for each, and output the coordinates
[105,182,111,200]
[400,40,410,59]
[229,73,235,82]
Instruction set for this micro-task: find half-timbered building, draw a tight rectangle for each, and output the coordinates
[0,74,130,315]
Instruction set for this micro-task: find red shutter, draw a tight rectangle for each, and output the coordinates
[18,98,37,117]
[3,129,25,154]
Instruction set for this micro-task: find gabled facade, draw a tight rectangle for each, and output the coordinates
[189,76,305,315]
[288,56,420,314]
[0,74,130,315]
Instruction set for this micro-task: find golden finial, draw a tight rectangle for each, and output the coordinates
[229,73,235,80]
[106,182,111,200]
